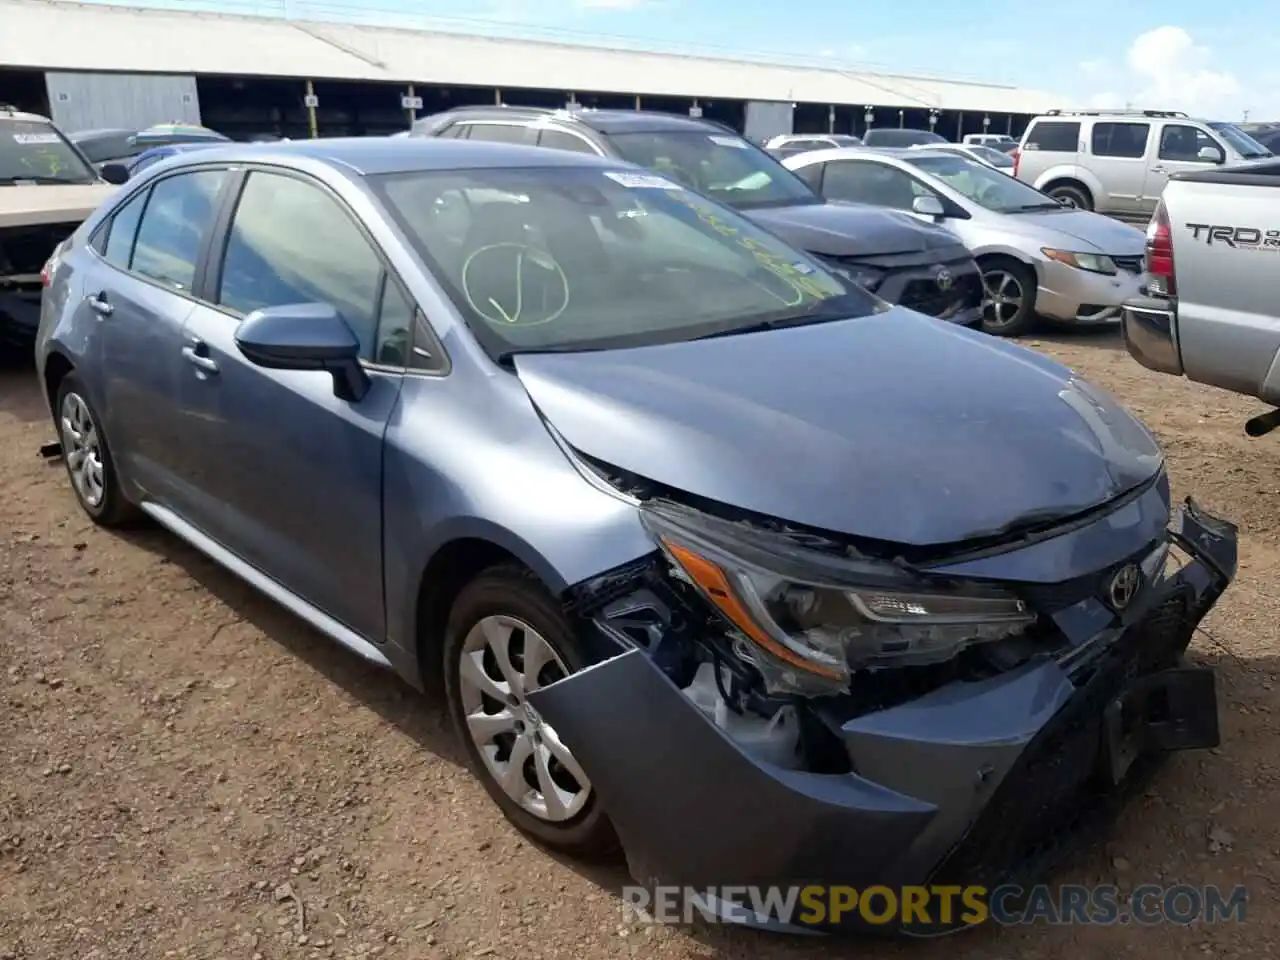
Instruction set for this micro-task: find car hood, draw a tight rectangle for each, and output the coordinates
[0,183,118,228]
[744,201,961,258]
[515,310,1164,547]
[997,209,1146,256]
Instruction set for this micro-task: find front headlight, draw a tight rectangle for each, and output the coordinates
[641,503,1035,697]
[1041,248,1117,275]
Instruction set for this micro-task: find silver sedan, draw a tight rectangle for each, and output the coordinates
[782,147,1148,336]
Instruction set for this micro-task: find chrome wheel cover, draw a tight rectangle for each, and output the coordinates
[457,615,591,822]
[60,391,106,509]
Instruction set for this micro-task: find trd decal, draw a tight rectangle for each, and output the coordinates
[1184,224,1280,250]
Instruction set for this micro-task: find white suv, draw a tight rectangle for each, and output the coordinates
[1011,109,1273,218]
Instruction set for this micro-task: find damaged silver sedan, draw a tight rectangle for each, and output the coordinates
[35,137,1237,936]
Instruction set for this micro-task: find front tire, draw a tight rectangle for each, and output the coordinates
[979,259,1038,337]
[443,565,617,856]
[55,374,141,527]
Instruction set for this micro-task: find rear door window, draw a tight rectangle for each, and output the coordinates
[101,188,150,269]
[537,129,599,154]
[1023,120,1080,152]
[1091,122,1150,158]
[462,123,537,146]
[130,169,228,292]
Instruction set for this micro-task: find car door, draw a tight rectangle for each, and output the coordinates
[819,158,940,214]
[80,166,232,505]
[1144,122,1225,211]
[171,168,409,642]
[1087,121,1151,217]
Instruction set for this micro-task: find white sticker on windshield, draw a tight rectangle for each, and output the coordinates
[709,135,748,148]
[791,262,815,275]
[12,132,61,145]
[603,171,683,190]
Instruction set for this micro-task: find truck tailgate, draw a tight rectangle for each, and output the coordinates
[1162,163,1280,402]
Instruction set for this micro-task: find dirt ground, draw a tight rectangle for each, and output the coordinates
[1,329,1278,960]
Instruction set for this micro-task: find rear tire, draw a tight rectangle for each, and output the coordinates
[443,565,618,857]
[55,374,141,528]
[1046,183,1092,211]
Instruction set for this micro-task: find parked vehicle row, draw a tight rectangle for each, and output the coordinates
[35,135,1238,934]
[780,145,1146,335]
[69,123,229,173]
[409,106,985,328]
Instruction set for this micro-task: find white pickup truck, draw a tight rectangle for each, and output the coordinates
[1,107,119,351]
[1122,158,1280,437]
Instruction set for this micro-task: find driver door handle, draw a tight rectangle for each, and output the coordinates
[87,292,113,317]
[182,341,219,374]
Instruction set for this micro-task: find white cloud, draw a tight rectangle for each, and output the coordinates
[1075,26,1244,117]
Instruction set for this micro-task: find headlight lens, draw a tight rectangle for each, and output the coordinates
[641,504,1036,697]
[1041,248,1117,275]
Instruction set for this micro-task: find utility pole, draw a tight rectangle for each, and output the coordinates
[1243,109,1250,122]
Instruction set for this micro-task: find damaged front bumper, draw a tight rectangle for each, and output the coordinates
[528,499,1237,935]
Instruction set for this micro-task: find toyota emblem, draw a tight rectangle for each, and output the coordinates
[1106,563,1142,611]
[935,267,953,292]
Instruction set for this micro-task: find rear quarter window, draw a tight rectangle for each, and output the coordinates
[1023,121,1081,153]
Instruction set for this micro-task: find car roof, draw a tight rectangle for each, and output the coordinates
[69,127,136,141]
[0,107,54,124]
[424,105,732,136]
[155,136,621,175]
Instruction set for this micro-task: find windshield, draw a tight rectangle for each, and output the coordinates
[0,117,99,184]
[372,166,878,357]
[72,132,141,165]
[971,145,1015,167]
[906,154,1058,212]
[1207,122,1273,159]
[606,130,819,209]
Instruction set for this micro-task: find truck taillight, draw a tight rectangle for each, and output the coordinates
[1011,149,1020,177]
[1145,199,1175,297]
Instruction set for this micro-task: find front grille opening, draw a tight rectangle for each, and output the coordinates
[899,273,982,317]
[1112,255,1144,274]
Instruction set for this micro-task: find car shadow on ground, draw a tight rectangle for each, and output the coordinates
[1024,322,1126,353]
[115,521,473,771]
[0,351,48,424]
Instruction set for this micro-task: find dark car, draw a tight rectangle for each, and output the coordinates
[410,107,983,325]
[861,128,950,148]
[68,127,144,170]
[37,136,1237,935]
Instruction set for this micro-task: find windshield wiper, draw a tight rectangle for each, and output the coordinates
[0,175,89,185]
[690,306,850,341]
[1012,202,1064,211]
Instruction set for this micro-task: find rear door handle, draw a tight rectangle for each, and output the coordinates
[1151,166,1166,173]
[87,292,113,316]
[182,342,219,374]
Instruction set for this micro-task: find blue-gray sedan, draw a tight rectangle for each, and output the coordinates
[35,137,1236,934]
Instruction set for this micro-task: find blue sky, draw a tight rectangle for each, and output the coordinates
[85,0,1274,118]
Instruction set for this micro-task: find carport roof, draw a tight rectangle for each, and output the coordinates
[0,0,1065,115]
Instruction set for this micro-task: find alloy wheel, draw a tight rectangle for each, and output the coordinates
[981,270,1025,330]
[60,391,106,509]
[457,615,591,822]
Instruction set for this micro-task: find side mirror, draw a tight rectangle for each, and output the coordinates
[911,194,945,218]
[234,303,370,402]
[1197,145,1224,164]
[100,163,130,185]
